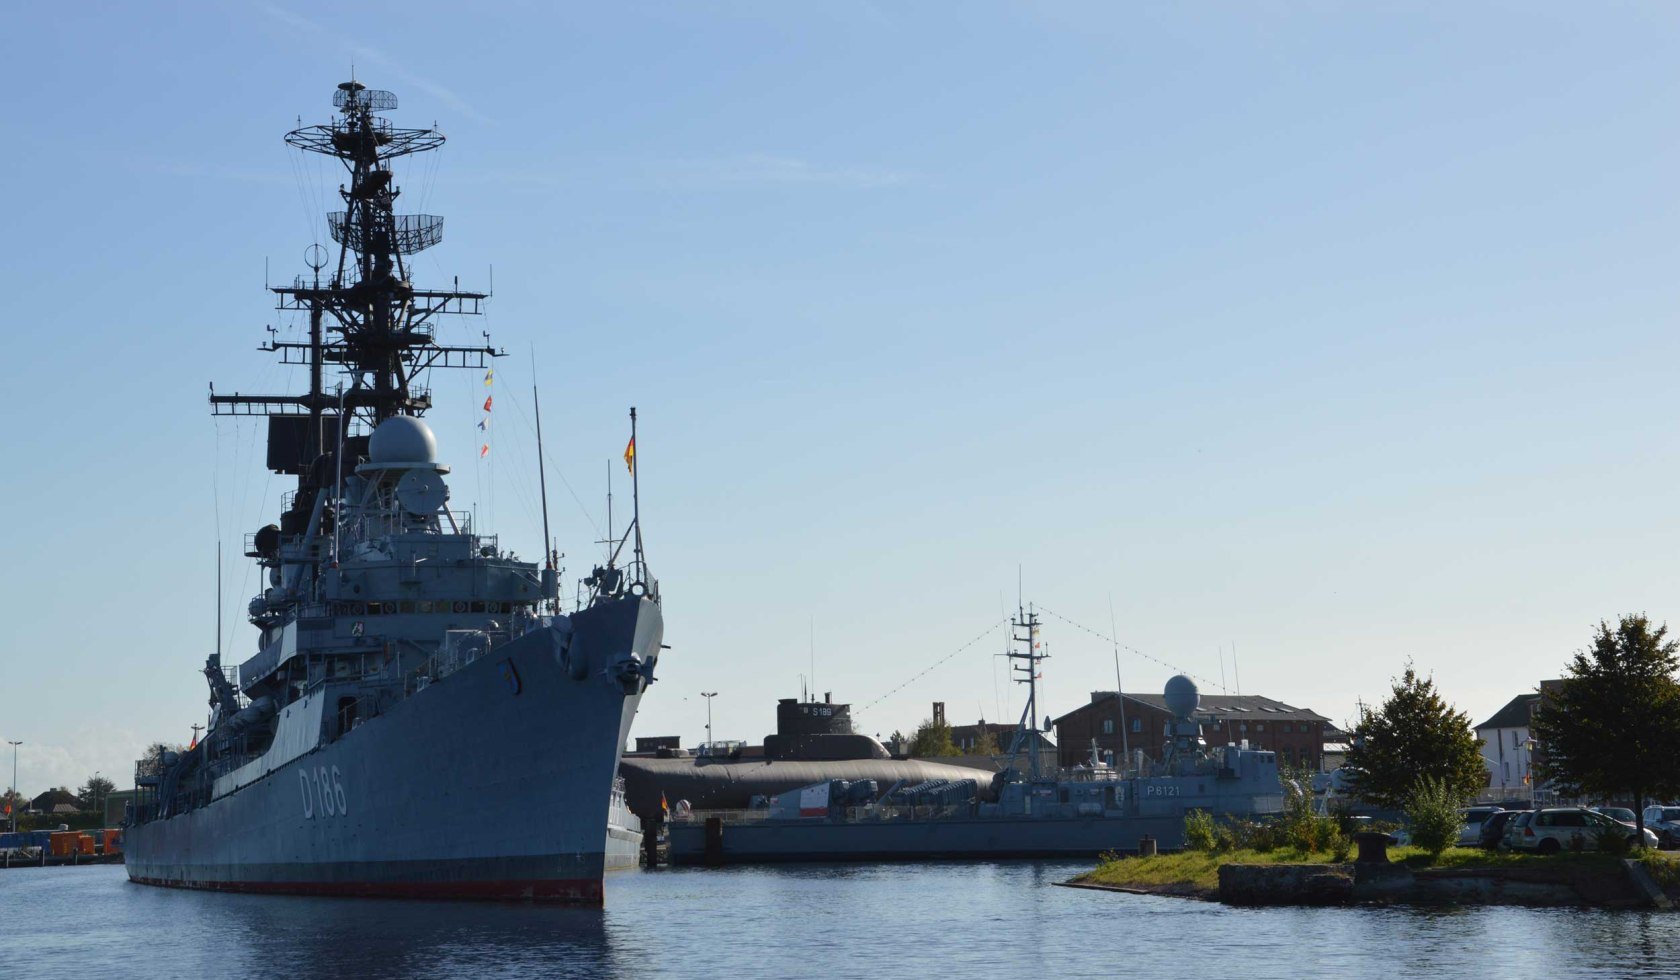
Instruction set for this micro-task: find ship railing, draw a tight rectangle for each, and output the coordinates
[670,809,776,825]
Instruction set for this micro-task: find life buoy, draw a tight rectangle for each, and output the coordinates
[453,601,467,613]
[629,582,647,598]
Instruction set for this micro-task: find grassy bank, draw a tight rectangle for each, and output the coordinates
[1074,846,1680,898]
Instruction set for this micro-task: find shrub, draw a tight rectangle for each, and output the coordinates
[1183,810,1218,852]
[1594,825,1631,857]
[1329,830,1352,863]
[1404,776,1461,859]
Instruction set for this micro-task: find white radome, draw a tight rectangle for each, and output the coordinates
[369,415,437,464]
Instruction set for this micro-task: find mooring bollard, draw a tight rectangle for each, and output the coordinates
[1353,831,1391,864]
[1138,835,1158,857]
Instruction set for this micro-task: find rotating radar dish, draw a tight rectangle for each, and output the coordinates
[395,469,449,516]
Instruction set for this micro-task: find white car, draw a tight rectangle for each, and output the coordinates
[1510,807,1658,853]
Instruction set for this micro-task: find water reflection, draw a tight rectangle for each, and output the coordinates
[7,864,1680,979]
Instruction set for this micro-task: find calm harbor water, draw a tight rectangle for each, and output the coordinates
[2,861,1675,979]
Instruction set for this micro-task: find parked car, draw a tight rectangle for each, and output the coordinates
[1508,807,1658,854]
[1592,806,1637,825]
[1456,806,1503,847]
[1502,811,1535,850]
[1479,809,1525,850]
[1640,806,1680,848]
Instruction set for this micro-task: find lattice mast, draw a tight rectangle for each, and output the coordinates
[211,80,498,431]
[1006,606,1048,780]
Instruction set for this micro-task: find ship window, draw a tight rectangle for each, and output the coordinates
[1131,719,1142,733]
[1102,720,1114,735]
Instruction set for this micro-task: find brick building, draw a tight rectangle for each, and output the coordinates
[1051,691,1332,771]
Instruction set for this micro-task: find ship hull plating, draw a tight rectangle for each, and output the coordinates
[127,598,661,903]
[667,815,1191,864]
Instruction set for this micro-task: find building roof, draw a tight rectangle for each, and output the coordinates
[1476,693,1540,730]
[1053,691,1330,726]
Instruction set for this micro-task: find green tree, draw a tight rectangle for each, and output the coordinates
[78,775,116,812]
[1531,615,1680,848]
[1343,664,1485,810]
[971,725,1002,756]
[135,743,184,780]
[907,716,957,757]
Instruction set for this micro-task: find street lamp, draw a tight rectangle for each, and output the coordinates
[7,740,20,833]
[701,692,719,751]
[93,771,102,824]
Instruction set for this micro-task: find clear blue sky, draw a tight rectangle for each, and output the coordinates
[3,2,1678,794]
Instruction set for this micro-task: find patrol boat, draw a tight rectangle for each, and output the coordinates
[668,607,1281,864]
[125,81,664,902]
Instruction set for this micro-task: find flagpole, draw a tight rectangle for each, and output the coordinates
[629,406,643,577]
[532,369,556,613]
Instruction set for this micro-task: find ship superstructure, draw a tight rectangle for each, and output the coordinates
[126,82,664,902]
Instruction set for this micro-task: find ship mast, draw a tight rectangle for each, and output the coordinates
[211,81,498,430]
[1006,605,1047,780]
[208,81,503,621]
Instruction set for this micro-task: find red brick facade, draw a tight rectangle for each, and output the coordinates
[1053,692,1331,771]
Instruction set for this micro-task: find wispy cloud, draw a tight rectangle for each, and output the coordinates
[259,3,486,123]
[653,154,912,189]
[10,724,153,797]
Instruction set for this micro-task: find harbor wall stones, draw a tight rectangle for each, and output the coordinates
[1216,861,1656,908]
[1218,864,1353,906]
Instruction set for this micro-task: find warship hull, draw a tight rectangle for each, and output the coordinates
[667,814,1189,865]
[127,598,662,903]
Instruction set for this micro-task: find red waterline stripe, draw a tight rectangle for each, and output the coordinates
[128,875,603,904]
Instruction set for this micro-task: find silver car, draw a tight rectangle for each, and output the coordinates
[1641,805,1680,849]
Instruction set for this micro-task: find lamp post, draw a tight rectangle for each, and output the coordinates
[93,771,102,824]
[7,740,20,833]
[701,692,719,751]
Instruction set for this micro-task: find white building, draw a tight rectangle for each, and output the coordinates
[1474,684,1559,801]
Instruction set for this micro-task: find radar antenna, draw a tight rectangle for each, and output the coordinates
[211,80,501,433]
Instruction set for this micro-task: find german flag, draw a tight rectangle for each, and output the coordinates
[623,435,636,475]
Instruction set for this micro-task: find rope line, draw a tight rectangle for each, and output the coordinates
[1034,605,1222,691]
[857,617,1008,713]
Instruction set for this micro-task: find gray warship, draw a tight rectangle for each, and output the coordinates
[125,81,664,902]
[668,607,1281,864]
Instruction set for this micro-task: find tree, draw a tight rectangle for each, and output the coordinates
[135,742,185,780]
[79,775,116,812]
[1343,664,1485,810]
[907,716,957,758]
[971,726,1002,756]
[1531,615,1680,848]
